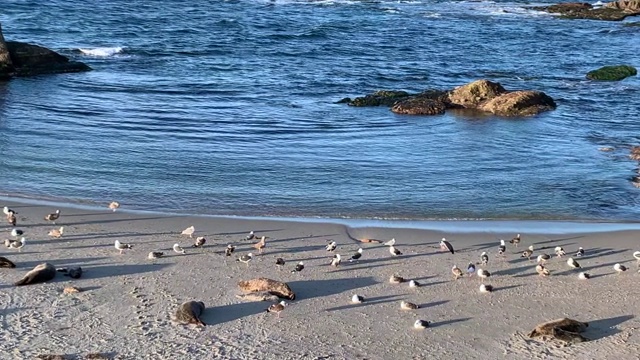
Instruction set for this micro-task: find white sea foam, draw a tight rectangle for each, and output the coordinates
[78,46,124,57]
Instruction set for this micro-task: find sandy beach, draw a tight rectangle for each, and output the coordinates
[1,199,639,360]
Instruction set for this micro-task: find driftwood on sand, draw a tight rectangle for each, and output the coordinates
[238,278,296,300]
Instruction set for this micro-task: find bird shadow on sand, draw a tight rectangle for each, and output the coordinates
[585,315,635,340]
[538,236,584,244]
[269,234,343,245]
[81,263,172,279]
[215,229,286,236]
[288,277,377,301]
[495,264,533,276]
[324,294,405,312]
[60,216,169,227]
[202,301,266,326]
[494,284,523,292]
[582,248,629,258]
[430,317,472,328]
[582,259,629,272]
[418,300,449,309]
[19,256,109,269]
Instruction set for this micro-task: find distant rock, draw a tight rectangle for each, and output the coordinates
[448,80,506,108]
[530,1,640,21]
[0,24,13,80]
[480,91,557,117]
[586,65,637,81]
[348,90,411,107]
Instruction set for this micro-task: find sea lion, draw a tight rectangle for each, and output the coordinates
[238,278,295,300]
[65,266,82,279]
[174,301,206,326]
[0,256,16,268]
[235,292,280,302]
[14,263,56,286]
[551,327,589,344]
[528,318,589,338]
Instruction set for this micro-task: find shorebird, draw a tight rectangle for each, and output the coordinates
[633,251,640,265]
[245,231,255,241]
[237,253,253,266]
[253,236,266,254]
[479,284,493,293]
[578,272,590,280]
[225,244,235,257]
[567,257,581,269]
[390,275,405,284]
[173,243,186,254]
[536,254,551,264]
[193,236,206,248]
[467,262,476,276]
[440,238,454,254]
[114,240,132,254]
[181,226,195,238]
[4,239,15,248]
[10,229,23,238]
[414,320,430,329]
[554,246,566,258]
[48,226,64,238]
[292,261,304,273]
[108,201,120,212]
[480,252,489,266]
[576,247,585,257]
[409,280,420,288]
[614,263,627,274]
[275,258,285,269]
[7,212,16,226]
[510,233,521,247]
[383,238,396,246]
[330,254,342,267]
[349,248,363,262]
[536,264,550,277]
[351,294,364,304]
[3,206,17,216]
[148,251,164,259]
[521,245,534,261]
[9,237,25,252]
[401,301,419,310]
[326,241,337,252]
[389,245,402,256]
[44,209,60,224]
[498,239,506,256]
[477,268,491,283]
[266,301,287,317]
[452,265,463,280]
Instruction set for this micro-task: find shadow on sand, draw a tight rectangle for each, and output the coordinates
[430,317,472,328]
[324,294,405,312]
[586,315,635,340]
[202,301,267,326]
[82,263,172,279]
[288,277,377,301]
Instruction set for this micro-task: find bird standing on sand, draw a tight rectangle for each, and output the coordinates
[351,294,364,304]
[510,234,521,247]
[181,226,195,238]
[440,238,455,254]
[275,258,285,269]
[521,245,534,261]
[390,275,405,284]
[330,254,342,267]
[414,320,430,329]
[578,272,590,280]
[245,231,255,241]
[225,244,235,257]
[148,251,164,259]
[326,241,337,252]
[576,247,585,257]
[467,262,476,276]
[108,201,120,212]
[555,246,566,258]
[173,243,186,254]
[498,240,506,256]
[614,263,627,274]
[349,248,363,262]
[48,226,64,238]
[10,229,24,238]
[567,257,581,269]
[266,301,287,317]
[383,238,396,246]
[292,261,304,273]
[114,240,132,254]
[7,212,16,226]
[537,254,551,264]
[409,280,420,288]
[633,251,640,265]
[3,206,17,216]
[400,301,419,310]
[452,265,463,280]
[254,236,266,254]
[536,264,550,277]
[44,210,60,224]
[479,284,493,293]
[481,252,489,266]
[4,239,14,248]
[237,253,253,266]
[193,236,206,248]
[389,245,402,256]
[477,269,491,283]
[9,237,25,252]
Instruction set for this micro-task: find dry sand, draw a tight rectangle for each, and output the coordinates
[1,200,639,359]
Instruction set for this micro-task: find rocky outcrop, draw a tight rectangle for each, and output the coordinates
[238,277,295,300]
[342,79,556,118]
[0,23,90,80]
[586,65,637,81]
[530,1,640,21]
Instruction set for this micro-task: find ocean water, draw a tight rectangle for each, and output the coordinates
[0,0,639,221]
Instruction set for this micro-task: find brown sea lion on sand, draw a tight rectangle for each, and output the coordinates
[238,278,295,300]
[0,256,16,268]
[551,328,589,344]
[175,301,206,326]
[528,318,589,339]
[14,263,56,286]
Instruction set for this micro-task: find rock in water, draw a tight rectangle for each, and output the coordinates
[448,79,507,108]
[586,65,637,81]
[174,301,206,326]
[6,42,91,77]
[480,91,557,117]
[348,90,411,107]
[237,277,296,300]
[0,24,15,80]
[391,97,447,115]
[14,263,56,286]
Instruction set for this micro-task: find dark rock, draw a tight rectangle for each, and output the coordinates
[336,97,352,104]
[586,65,637,81]
[480,91,557,117]
[6,41,91,77]
[348,90,411,107]
[629,146,640,160]
[391,98,446,115]
[530,2,640,21]
[0,24,14,80]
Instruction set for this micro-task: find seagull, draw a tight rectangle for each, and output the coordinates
[633,251,640,265]
[275,258,285,269]
[614,263,627,274]
[351,294,364,304]
[400,301,419,310]
[10,229,23,238]
[509,233,521,247]
[536,254,551,264]
[383,238,396,246]
[225,244,235,256]
[477,268,491,283]
[254,236,266,254]
[48,226,64,238]
[578,272,590,280]
[536,264,550,277]
[173,243,186,254]
[480,252,489,266]
[4,239,15,248]
[266,301,287,317]
[7,212,16,226]
[409,280,420,288]
[181,226,195,238]
[554,246,566,258]
[9,237,25,252]
[452,265,463,280]
[521,245,534,261]
[498,240,506,256]
[245,231,255,241]
[193,236,206,248]
[44,209,60,224]
[330,254,342,267]
[292,261,304,273]
[567,257,581,269]
[349,248,363,262]
[467,262,476,276]
[325,241,337,252]
[389,245,402,256]
[389,275,405,284]
[108,201,120,212]
[479,284,493,293]
[148,251,164,259]
[3,206,17,216]
[414,320,430,329]
[440,238,454,254]
[576,247,585,257]
[114,240,132,254]
[237,253,253,266]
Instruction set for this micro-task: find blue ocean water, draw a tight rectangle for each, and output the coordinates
[0,0,639,220]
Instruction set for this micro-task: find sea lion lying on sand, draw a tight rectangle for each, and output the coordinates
[236,291,280,302]
[174,301,206,326]
[528,318,589,343]
[0,256,16,268]
[14,263,56,286]
[238,278,295,300]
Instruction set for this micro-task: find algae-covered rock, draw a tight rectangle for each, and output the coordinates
[348,90,411,107]
[448,79,506,108]
[586,65,637,81]
[391,97,446,115]
[480,91,557,117]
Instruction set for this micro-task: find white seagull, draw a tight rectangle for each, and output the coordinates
[567,257,581,269]
[9,237,25,252]
[114,240,132,254]
[498,239,506,255]
[181,226,195,238]
[193,236,206,248]
[108,201,120,212]
[414,320,430,329]
[576,247,585,257]
[578,272,590,280]
[173,243,186,254]
[292,261,304,273]
[409,280,420,288]
[237,253,253,266]
[383,238,396,246]
[349,248,363,262]
[477,269,491,283]
[245,231,255,241]
[10,229,24,238]
[614,263,627,274]
[537,254,551,264]
[536,264,550,277]
[330,254,342,267]
[148,251,164,259]
[351,294,364,304]
[389,245,402,256]
[479,284,493,293]
[401,301,419,310]
[440,238,454,254]
[633,251,640,265]
[480,252,489,266]
[326,241,337,252]
[554,246,566,258]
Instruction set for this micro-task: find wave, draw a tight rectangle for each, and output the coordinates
[77,46,125,57]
